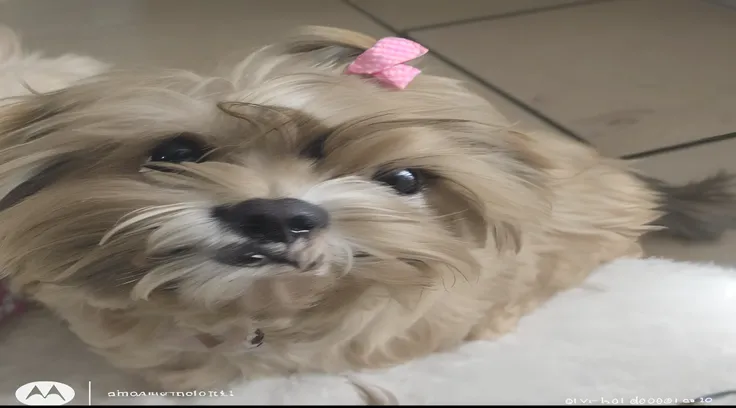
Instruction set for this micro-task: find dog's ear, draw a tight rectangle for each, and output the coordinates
[0,97,78,211]
[450,130,552,254]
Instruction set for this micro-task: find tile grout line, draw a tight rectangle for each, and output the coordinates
[342,0,590,145]
[397,0,619,34]
[621,132,736,160]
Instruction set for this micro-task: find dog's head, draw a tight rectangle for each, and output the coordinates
[0,27,547,316]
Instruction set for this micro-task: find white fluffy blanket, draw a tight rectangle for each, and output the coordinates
[1,257,735,405]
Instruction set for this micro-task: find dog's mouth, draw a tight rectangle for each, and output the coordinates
[213,243,299,268]
[156,245,372,268]
[214,246,374,267]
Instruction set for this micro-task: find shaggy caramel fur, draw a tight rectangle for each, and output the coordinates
[0,26,671,391]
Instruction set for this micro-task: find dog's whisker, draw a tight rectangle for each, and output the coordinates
[100,204,198,245]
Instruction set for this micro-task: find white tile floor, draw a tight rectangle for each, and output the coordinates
[1,0,735,265]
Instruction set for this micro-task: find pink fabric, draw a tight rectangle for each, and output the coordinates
[0,282,25,325]
[346,37,428,89]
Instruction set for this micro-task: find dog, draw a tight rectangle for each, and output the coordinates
[0,25,733,392]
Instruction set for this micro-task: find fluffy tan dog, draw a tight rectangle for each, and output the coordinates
[0,26,733,392]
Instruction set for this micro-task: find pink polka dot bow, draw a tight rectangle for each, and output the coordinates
[346,37,429,90]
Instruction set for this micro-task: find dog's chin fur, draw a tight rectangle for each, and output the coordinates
[0,25,723,392]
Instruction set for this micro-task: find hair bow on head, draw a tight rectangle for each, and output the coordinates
[345,37,429,90]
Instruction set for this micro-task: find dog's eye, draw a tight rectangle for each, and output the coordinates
[148,134,209,164]
[374,169,424,195]
[301,134,328,160]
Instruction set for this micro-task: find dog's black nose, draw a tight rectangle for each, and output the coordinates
[212,198,329,243]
